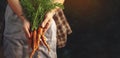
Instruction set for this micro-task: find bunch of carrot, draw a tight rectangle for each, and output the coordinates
[20,0,64,58]
[29,27,50,58]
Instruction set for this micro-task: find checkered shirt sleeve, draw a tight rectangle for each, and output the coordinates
[53,9,72,48]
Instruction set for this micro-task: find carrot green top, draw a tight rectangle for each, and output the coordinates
[20,0,64,31]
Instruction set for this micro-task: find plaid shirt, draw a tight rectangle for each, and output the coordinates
[53,9,72,48]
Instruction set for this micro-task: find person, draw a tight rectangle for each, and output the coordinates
[3,0,72,58]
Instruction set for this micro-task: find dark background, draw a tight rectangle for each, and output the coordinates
[1,0,120,58]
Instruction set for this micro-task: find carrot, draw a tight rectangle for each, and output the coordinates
[34,27,42,51]
[37,27,50,52]
[29,27,50,58]
[30,30,37,58]
[39,27,50,52]
[36,27,42,49]
[41,34,50,52]
[34,30,37,49]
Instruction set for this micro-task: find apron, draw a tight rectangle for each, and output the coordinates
[3,5,57,58]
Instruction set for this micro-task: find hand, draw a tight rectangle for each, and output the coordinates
[41,11,55,33]
[23,19,31,38]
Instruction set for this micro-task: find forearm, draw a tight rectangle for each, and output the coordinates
[50,0,65,14]
[54,0,65,4]
[7,0,26,22]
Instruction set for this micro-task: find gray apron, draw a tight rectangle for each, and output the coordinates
[3,5,57,58]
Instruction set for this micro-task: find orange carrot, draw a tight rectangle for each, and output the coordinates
[29,27,50,58]
[36,27,42,49]
[33,30,37,49]
[41,34,50,52]
[30,30,37,58]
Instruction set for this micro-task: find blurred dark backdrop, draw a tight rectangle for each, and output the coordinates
[58,0,120,58]
[1,0,120,58]
[0,0,7,57]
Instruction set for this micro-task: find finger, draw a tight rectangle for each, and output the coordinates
[26,28,31,38]
[43,19,52,33]
[41,11,54,28]
[41,15,50,28]
[23,27,31,38]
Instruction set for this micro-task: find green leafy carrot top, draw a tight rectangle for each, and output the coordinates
[20,0,64,31]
